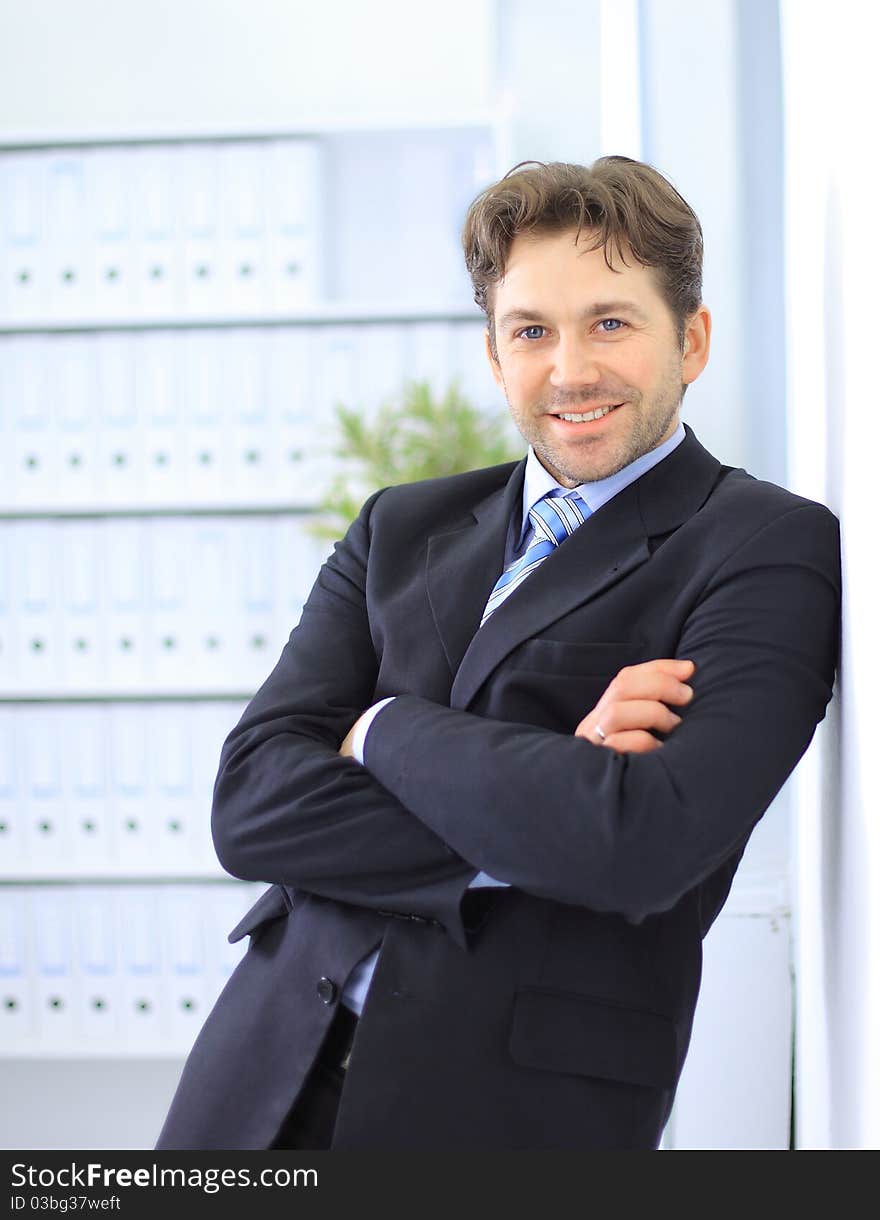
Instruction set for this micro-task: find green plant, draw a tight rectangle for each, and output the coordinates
[309,378,523,541]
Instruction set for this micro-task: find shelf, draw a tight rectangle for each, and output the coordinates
[0,301,484,335]
[0,690,256,703]
[0,1047,191,1060]
[0,872,234,885]
[0,111,503,150]
[0,502,323,520]
[0,878,235,888]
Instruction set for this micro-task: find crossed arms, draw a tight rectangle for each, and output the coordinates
[211,486,840,935]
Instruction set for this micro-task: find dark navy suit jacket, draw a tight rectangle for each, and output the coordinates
[156,425,840,1149]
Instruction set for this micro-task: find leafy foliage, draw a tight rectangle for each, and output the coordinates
[309,378,523,540]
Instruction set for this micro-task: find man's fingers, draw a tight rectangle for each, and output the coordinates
[596,665,694,715]
[614,658,694,679]
[652,658,695,675]
[602,730,663,754]
[595,699,682,737]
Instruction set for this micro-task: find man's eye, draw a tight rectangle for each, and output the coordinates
[598,318,626,333]
[518,325,545,340]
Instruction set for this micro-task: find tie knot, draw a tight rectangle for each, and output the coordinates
[528,490,589,547]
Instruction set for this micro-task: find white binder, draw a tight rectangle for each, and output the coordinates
[16,520,60,690]
[34,888,76,1042]
[9,335,52,511]
[179,145,222,317]
[131,145,182,317]
[57,519,104,689]
[161,887,208,1045]
[88,146,137,320]
[0,524,15,691]
[182,330,227,503]
[0,707,24,869]
[188,520,232,689]
[218,142,269,315]
[268,325,313,503]
[52,334,99,509]
[22,706,69,868]
[0,152,46,323]
[95,332,140,507]
[224,327,272,503]
[266,139,322,311]
[103,519,149,689]
[117,886,165,1047]
[146,518,192,688]
[0,888,34,1045]
[44,151,94,320]
[137,330,185,506]
[65,704,112,870]
[74,887,119,1043]
[150,702,196,868]
[108,703,153,868]
[0,338,11,508]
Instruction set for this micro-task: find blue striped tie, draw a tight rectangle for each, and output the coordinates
[480,490,591,627]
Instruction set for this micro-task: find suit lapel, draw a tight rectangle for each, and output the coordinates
[427,426,724,712]
[425,457,526,679]
[449,484,650,709]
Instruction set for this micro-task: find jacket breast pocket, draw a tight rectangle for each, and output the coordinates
[508,987,679,1089]
[509,638,640,678]
[227,884,295,944]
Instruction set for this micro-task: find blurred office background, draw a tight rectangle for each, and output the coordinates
[0,0,875,1150]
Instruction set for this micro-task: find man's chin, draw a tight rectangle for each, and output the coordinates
[534,441,629,487]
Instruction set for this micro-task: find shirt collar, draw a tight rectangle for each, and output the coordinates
[517,420,686,549]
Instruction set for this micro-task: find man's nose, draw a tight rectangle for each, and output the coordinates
[548,335,602,388]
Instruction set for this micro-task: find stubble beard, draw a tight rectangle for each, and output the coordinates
[514,365,684,486]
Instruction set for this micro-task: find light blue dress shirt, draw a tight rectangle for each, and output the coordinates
[342,421,686,1013]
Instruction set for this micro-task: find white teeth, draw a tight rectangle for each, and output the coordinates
[557,404,616,422]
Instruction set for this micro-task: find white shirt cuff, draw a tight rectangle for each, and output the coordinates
[352,696,397,764]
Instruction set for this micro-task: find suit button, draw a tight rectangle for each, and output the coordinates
[316,977,338,1005]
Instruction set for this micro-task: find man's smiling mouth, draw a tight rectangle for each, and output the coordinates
[552,403,623,423]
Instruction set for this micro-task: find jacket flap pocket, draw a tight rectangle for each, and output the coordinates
[227,885,292,944]
[509,987,678,1089]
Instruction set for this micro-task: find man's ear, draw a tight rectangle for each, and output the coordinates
[682,305,711,386]
[484,327,504,390]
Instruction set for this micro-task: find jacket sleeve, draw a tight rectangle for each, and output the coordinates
[210,488,478,943]
[361,503,842,922]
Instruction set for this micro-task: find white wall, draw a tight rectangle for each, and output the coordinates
[0,0,494,135]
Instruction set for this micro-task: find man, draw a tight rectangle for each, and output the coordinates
[156,157,840,1150]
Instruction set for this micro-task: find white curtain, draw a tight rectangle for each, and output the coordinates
[782,0,880,1149]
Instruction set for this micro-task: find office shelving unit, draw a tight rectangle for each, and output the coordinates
[0,116,512,1061]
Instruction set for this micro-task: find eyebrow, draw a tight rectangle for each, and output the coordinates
[497,300,650,331]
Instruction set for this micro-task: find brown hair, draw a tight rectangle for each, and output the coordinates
[462,156,703,359]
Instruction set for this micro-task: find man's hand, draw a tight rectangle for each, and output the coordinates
[574,658,695,754]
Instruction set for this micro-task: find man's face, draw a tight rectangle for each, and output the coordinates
[486,227,710,486]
